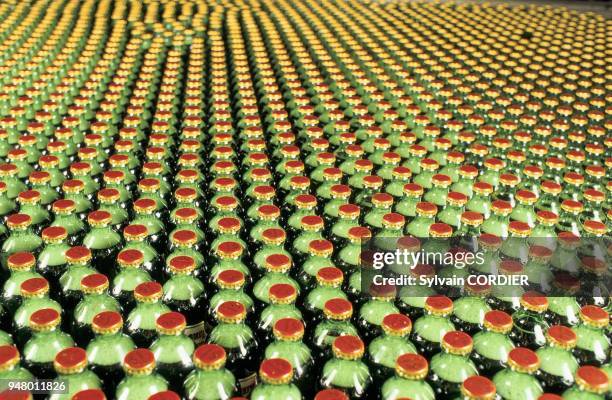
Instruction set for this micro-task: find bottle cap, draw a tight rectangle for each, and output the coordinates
[392,166,411,179]
[51,199,76,215]
[316,267,343,287]
[520,291,548,312]
[7,252,35,271]
[17,190,41,204]
[491,200,512,215]
[216,241,243,259]
[66,246,92,264]
[483,310,513,333]
[429,222,453,238]
[54,347,87,375]
[499,260,524,275]
[560,200,583,213]
[579,305,609,328]
[403,183,424,196]
[537,395,562,400]
[288,176,310,191]
[269,284,297,304]
[546,325,577,349]
[134,282,163,302]
[508,348,540,373]
[442,331,473,355]
[264,254,291,272]
[103,170,126,184]
[516,190,537,204]
[447,192,468,207]
[216,270,245,289]
[193,344,226,370]
[29,308,60,331]
[97,188,120,203]
[81,273,109,294]
[473,182,493,195]
[575,366,609,394]
[535,211,558,225]
[147,392,180,400]
[397,237,421,252]
[583,220,607,235]
[88,210,112,227]
[323,298,353,320]
[330,185,350,199]
[460,211,483,226]
[261,228,286,245]
[581,256,606,276]
[20,277,49,297]
[72,389,106,400]
[41,226,68,243]
[458,165,479,178]
[92,311,123,334]
[273,318,304,341]
[583,189,605,203]
[294,194,317,208]
[301,215,324,231]
[347,226,371,242]
[461,376,496,400]
[213,196,238,212]
[381,313,412,336]
[124,349,155,375]
[175,187,198,202]
[260,358,293,385]
[371,192,393,207]
[332,335,364,360]
[172,208,199,224]
[395,353,428,380]
[432,174,452,187]
[425,295,453,316]
[308,239,333,257]
[415,202,437,216]
[314,389,349,400]
[0,345,20,371]
[381,213,405,229]
[156,312,186,335]
[500,173,520,186]
[338,204,360,219]
[252,185,275,200]
[6,214,32,229]
[217,217,241,234]
[216,301,246,323]
[508,221,531,236]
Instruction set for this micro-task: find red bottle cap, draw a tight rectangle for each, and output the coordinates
[323,298,353,320]
[425,295,453,315]
[301,215,324,230]
[52,199,76,213]
[508,221,531,236]
[216,241,243,259]
[97,188,120,203]
[483,310,513,333]
[65,246,92,263]
[217,270,245,289]
[0,345,20,371]
[403,183,424,196]
[382,213,405,229]
[371,192,393,207]
[308,239,333,256]
[217,217,241,233]
[260,358,293,384]
[7,252,35,271]
[81,274,108,293]
[273,317,305,341]
[54,347,87,374]
[537,395,562,400]
[134,281,163,302]
[216,301,246,323]
[193,344,226,370]
[579,305,609,328]
[133,198,157,213]
[147,392,180,400]
[395,353,428,380]
[87,210,112,226]
[29,308,60,330]
[338,204,360,219]
[6,214,31,229]
[381,314,412,336]
[0,390,33,400]
[294,194,317,208]
[520,291,548,312]
[156,312,187,334]
[461,376,496,400]
[92,311,123,334]
[124,349,155,374]
[546,325,577,349]
[261,228,286,244]
[332,335,364,360]
[415,202,437,216]
[508,348,540,373]
[171,229,198,246]
[264,254,291,272]
[175,187,198,202]
[575,366,609,394]
[41,226,68,242]
[442,331,473,355]
[347,226,371,241]
[20,277,49,297]
[314,389,349,400]
[72,389,106,400]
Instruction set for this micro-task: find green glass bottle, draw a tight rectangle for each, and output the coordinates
[62,179,93,219]
[167,229,204,269]
[451,284,492,334]
[258,284,302,343]
[184,344,236,400]
[251,358,302,400]
[37,226,70,288]
[86,311,136,393]
[363,193,394,230]
[493,347,544,400]
[429,331,478,397]
[451,165,479,197]
[459,376,498,400]
[23,308,74,378]
[311,298,359,363]
[16,190,50,234]
[367,313,417,382]
[82,211,122,275]
[299,239,336,289]
[150,312,195,391]
[561,366,609,400]
[358,285,399,343]
[127,282,171,347]
[51,199,86,244]
[49,347,102,400]
[253,254,301,309]
[208,301,259,396]
[264,318,313,394]
[511,190,538,227]
[97,188,128,229]
[116,349,168,400]
[209,270,254,322]
[209,242,249,281]
[481,200,512,237]
[381,353,435,400]
[304,267,347,325]
[472,310,516,376]
[405,202,437,237]
[121,224,160,278]
[500,221,532,262]
[131,199,166,250]
[59,246,98,309]
[14,277,62,344]
[466,182,494,218]
[536,325,579,393]
[572,305,610,366]
[320,335,372,399]
[73,273,122,346]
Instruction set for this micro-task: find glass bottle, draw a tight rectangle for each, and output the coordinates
[37,227,70,290]
[13,277,62,345]
[250,358,302,400]
[0,345,34,383]
[472,310,516,376]
[320,335,372,399]
[252,254,300,311]
[395,183,423,218]
[121,224,160,278]
[311,298,359,364]
[49,347,102,400]
[183,344,236,400]
[572,305,610,366]
[405,202,437,237]
[493,347,543,400]
[150,311,195,391]
[511,190,538,227]
[208,301,259,396]
[428,331,478,398]
[209,270,254,325]
[511,292,550,350]
[367,313,417,382]
[412,295,456,357]
[59,246,98,310]
[536,325,579,393]
[111,249,152,310]
[3,252,41,314]
[86,311,135,394]
[82,210,122,276]
[126,282,171,347]
[561,366,609,400]
[1,214,43,270]
[115,349,168,400]
[51,199,86,245]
